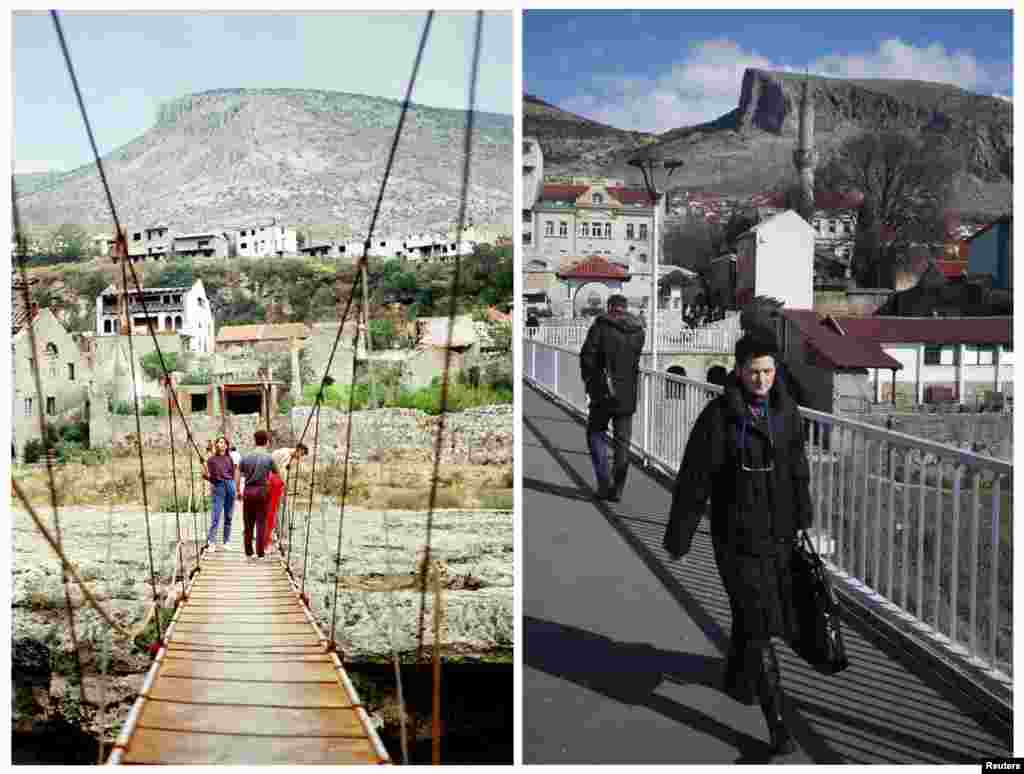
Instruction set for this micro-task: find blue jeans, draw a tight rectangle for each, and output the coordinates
[586,404,634,495]
[207,480,236,545]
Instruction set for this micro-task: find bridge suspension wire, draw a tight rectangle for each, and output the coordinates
[11,186,90,713]
[300,399,324,600]
[416,9,483,664]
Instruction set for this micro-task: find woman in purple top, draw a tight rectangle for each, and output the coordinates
[204,435,237,552]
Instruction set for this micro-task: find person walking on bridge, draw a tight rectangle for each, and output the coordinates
[662,331,814,756]
[580,294,645,502]
[237,430,281,561]
[263,443,308,555]
[203,436,237,553]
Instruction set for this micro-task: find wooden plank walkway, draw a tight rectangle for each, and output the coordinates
[110,549,390,765]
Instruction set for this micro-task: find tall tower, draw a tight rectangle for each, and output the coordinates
[792,78,817,222]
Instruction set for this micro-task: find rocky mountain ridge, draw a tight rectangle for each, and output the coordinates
[15,88,513,234]
[525,69,1012,215]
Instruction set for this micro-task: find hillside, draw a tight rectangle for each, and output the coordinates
[523,93,655,172]
[14,88,513,234]
[525,70,1012,215]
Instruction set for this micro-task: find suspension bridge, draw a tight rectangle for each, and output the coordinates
[523,337,1012,763]
[11,9,491,765]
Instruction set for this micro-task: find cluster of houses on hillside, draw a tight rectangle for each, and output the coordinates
[11,273,509,460]
[68,219,487,264]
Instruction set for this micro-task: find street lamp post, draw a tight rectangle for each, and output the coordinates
[628,150,682,373]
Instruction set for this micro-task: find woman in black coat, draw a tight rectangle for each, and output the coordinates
[663,332,813,756]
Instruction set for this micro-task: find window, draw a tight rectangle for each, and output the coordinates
[104,319,112,333]
[638,252,648,263]
[46,396,56,415]
[592,193,604,205]
[559,221,568,238]
[639,224,649,241]
[241,242,248,249]
[580,222,590,238]
[829,221,837,234]
[175,315,183,330]
[133,232,141,241]
[963,345,996,365]
[544,221,554,237]
[241,230,247,236]
[627,224,635,240]
[604,223,612,239]
[24,397,33,416]
[924,345,957,365]
[197,298,204,307]
[68,363,75,380]
[198,239,210,248]
[45,342,58,358]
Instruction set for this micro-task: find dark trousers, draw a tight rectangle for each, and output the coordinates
[242,486,268,557]
[586,403,634,494]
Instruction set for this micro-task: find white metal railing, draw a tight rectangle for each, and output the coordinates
[526,317,742,354]
[524,338,1013,681]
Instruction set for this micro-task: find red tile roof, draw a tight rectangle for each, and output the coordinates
[829,316,1011,346]
[783,310,903,370]
[606,187,654,205]
[540,185,588,202]
[556,255,630,280]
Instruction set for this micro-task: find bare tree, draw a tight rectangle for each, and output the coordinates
[661,217,723,275]
[818,130,961,287]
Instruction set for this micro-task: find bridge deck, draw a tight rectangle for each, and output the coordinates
[523,383,1011,764]
[114,551,388,765]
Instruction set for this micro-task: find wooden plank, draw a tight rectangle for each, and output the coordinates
[170,633,322,648]
[147,676,351,707]
[158,658,341,682]
[135,700,367,737]
[175,612,310,624]
[120,727,380,764]
[165,643,325,655]
[173,621,315,635]
[159,652,333,664]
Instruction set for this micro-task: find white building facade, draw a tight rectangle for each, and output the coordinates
[95,279,216,354]
[234,225,298,257]
[735,209,815,309]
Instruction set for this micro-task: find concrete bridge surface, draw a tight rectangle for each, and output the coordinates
[522,383,1011,764]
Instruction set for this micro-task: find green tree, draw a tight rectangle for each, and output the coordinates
[140,351,183,381]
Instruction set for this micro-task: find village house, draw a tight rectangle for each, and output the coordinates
[12,305,91,460]
[95,279,215,354]
[215,322,313,354]
[173,231,230,259]
[965,214,1012,291]
[233,224,298,257]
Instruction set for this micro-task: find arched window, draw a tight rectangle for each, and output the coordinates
[175,316,183,330]
[104,319,112,333]
[45,342,59,359]
[165,315,173,330]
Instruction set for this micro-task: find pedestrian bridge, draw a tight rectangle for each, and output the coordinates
[109,551,390,765]
[523,337,1011,763]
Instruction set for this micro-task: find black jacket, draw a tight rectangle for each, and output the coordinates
[580,312,646,416]
[664,371,813,557]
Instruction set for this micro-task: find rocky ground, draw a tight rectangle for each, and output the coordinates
[12,498,513,748]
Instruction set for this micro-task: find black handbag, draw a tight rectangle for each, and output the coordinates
[789,530,849,675]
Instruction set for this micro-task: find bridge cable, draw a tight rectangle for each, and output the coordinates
[300,399,324,601]
[415,9,483,663]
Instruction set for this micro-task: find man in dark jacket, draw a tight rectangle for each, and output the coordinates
[662,331,813,756]
[580,294,646,502]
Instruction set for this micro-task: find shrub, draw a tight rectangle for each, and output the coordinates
[140,351,182,381]
[111,400,134,415]
[141,398,168,416]
[22,439,45,464]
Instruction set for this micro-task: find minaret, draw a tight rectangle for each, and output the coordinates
[792,77,817,222]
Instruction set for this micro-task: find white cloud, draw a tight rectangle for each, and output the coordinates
[559,37,1009,134]
[13,160,63,175]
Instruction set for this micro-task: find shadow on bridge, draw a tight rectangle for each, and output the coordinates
[522,382,1011,765]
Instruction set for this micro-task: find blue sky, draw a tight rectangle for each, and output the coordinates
[524,10,1014,133]
[12,11,513,175]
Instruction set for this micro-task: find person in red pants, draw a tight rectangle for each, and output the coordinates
[264,443,308,555]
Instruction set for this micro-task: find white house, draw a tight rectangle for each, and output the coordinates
[734,209,814,309]
[234,224,298,257]
[823,316,1013,405]
[95,279,216,354]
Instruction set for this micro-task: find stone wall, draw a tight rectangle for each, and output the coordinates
[857,410,1013,460]
[99,405,512,465]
